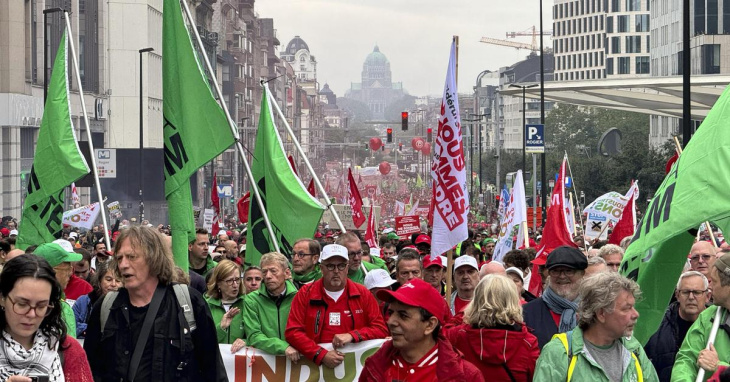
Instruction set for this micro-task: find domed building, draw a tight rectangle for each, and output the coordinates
[281,35,317,82]
[345,45,406,120]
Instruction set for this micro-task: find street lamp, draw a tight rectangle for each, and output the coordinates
[509,83,538,177]
[43,7,65,103]
[139,47,154,222]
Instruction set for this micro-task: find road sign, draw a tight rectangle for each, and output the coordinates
[95,149,116,178]
[525,124,545,153]
[217,183,232,198]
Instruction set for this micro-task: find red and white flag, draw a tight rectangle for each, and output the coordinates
[63,202,101,230]
[364,203,378,249]
[211,172,221,237]
[429,39,469,259]
[348,168,366,228]
[71,182,80,207]
[394,201,406,216]
[608,181,639,245]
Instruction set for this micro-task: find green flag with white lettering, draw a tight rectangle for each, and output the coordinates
[621,84,730,345]
[245,86,325,266]
[17,31,90,249]
[163,0,235,268]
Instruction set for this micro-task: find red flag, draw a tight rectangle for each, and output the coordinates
[308,179,316,197]
[529,155,578,296]
[211,173,221,237]
[665,153,678,174]
[364,204,378,249]
[237,192,250,224]
[288,155,298,176]
[608,182,639,245]
[348,168,366,227]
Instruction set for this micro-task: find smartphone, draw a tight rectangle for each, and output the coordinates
[28,375,50,382]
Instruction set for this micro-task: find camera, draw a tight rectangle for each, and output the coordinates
[29,375,50,382]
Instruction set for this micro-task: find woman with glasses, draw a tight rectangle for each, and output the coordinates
[205,260,246,352]
[72,260,120,338]
[0,255,92,381]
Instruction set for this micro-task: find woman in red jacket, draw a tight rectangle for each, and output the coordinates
[444,274,540,382]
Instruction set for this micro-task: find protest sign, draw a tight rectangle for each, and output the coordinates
[62,202,101,230]
[107,201,122,219]
[203,209,214,232]
[395,216,421,238]
[583,191,629,240]
[321,204,380,230]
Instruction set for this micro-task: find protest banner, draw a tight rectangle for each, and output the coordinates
[583,191,629,240]
[106,201,122,219]
[62,202,101,230]
[395,216,421,238]
[493,170,527,262]
[321,204,380,230]
[220,339,385,381]
[202,209,214,232]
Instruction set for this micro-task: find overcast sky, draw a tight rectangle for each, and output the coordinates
[256,0,553,97]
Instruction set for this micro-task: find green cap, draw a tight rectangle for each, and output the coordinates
[387,232,400,240]
[34,240,82,267]
[481,238,496,245]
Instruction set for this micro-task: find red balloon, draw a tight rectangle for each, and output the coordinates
[378,161,391,175]
[411,137,425,151]
[421,142,431,154]
[369,137,383,151]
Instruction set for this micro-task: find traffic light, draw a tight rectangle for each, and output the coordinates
[387,128,393,143]
[399,143,403,151]
[401,112,409,131]
[427,128,433,142]
[495,194,501,208]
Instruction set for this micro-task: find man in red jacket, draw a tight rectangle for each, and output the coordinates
[359,278,484,382]
[285,244,388,368]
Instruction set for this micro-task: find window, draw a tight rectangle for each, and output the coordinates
[636,14,650,32]
[606,16,613,32]
[612,36,621,53]
[627,0,640,11]
[695,0,706,34]
[617,15,629,32]
[702,44,721,74]
[606,57,614,74]
[612,0,620,12]
[636,56,650,73]
[708,0,718,34]
[618,57,631,74]
[724,0,730,33]
[626,36,641,52]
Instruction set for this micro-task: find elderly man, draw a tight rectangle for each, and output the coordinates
[479,260,506,279]
[450,256,480,318]
[689,240,717,280]
[584,256,609,278]
[285,244,388,368]
[523,246,588,349]
[422,256,446,295]
[189,228,217,276]
[534,272,658,381]
[84,226,226,381]
[671,252,730,381]
[394,248,422,288]
[291,238,322,288]
[645,271,709,381]
[335,232,380,285]
[598,244,625,272]
[34,240,84,338]
[360,278,484,382]
[243,252,299,361]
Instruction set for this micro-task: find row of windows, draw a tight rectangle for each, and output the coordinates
[554,33,605,53]
[609,0,647,12]
[554,0,603,19]
[607,35,649,54]
[605,56,650,74]
[554,15,605,36]
[556,51,605,70]
[606,14,650,33]
[555,69,606,81]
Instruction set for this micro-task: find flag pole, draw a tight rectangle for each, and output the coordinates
[63,13,111,250]
[178,0,280,253]
[445,34,460,309]
[265,85,347,233]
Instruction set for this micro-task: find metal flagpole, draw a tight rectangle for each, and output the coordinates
[265,84,347,233]
[179,0,280,253]
[64,13,111,250]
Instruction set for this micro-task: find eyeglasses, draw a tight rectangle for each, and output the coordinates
[689,254,713,263]
[348,250,363,258]
[678,289,707,297]
[292,251,314,258]
[323,263,348,271]
[214,250,227,254]
[5,295,53,317]
[221,276,243,286]
[548,268,578,277]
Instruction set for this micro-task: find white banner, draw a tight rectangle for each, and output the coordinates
[493,170,527,262]
[583,191,629,240]
[430,39,469,258]
[62,202,101,229]
[321,204,380,231]
[220,339,386,381]
[203,208,215,232]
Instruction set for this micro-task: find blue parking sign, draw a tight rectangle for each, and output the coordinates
[525,124,545,153]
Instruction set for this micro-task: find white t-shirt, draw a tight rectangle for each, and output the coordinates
[325,288,345,303]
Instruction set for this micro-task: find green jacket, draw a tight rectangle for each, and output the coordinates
[62,299,76,339]
[671,305,730,382]
[292,264,322,286]
[348,261,381,285]
[242,280,297,355]
[206,295,245,344]
[534,327,659,382]
[368,255,389,271]
[190,256,218,277]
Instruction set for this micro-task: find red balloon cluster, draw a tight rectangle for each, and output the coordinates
[369,137,383,151]
[421,142,431,154]
[378,161,391,175]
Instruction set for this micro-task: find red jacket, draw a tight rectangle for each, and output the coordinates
[443,323,540,382]
[285,279,388,365]
[65,275,93,301]
[359,335,485,382]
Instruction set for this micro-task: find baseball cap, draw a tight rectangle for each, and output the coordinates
[34,240,82,267]
[68,232,78,240]
[386,232,400,240]
[9,230,17,237]
[382,228,395,234]
[454,256,478,272]
[320,244,348,262]
[377,278,449,324]
[364,269,397,290]
[415,235,431,245]
[0,228,9,237]
[505,266,525,282]
[545,246,588,270]
[370,248,381,258]
[715,252,730,277]
[423,256,445,269]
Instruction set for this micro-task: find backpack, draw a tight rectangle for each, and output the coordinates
[552,331,644,382]
[99,284,196,333]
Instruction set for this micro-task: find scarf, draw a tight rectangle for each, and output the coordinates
[292,265,322,285]
[0,331,64,382]
[541,286,579,333]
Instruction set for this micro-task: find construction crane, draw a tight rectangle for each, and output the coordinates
[506,26,553,50]
[481,26,553,53]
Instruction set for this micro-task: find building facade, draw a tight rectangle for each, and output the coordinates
[344,45,406,120]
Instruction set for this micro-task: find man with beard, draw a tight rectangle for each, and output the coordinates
[336,232,380,285]
[90,240,111,270]
[534,272,658,381]
[523,246,587,349]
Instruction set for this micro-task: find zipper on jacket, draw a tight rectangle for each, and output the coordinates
[315,310,321,335]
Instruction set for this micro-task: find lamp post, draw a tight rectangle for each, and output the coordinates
[43,8,64,103]
[509,83,538,177]
[138,47,154,223]
[540,0,548,225]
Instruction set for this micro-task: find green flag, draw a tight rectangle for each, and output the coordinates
[17,31,90,249]
[245,86,325,266]
[621,85,730,345]
[163,0,235,268]
[416,173,424,188]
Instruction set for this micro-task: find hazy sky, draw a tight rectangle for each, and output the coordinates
[256,0,553,97]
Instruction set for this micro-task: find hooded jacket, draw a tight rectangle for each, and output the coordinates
[672,305,730,382]
[242,279,297,355]
[645,302,687,381]
[444,323,540,382]
[358,335,485,382]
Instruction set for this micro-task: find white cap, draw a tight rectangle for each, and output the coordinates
[505,266,525,282]
[454,256,478,272]
[370,248,381,258]
[239,244,246,253]
[382,228,395,234]
[52,239,75,253]
[9,230,17,236]
[68,232,78,240]
[320,244,349,262]
[364,269,397,290]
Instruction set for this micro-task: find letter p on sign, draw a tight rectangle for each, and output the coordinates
[525,124,544,153]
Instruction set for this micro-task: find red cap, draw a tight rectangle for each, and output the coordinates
[314,232,323,238]
[423,256,445,269]
[404,245,417,250]
[377,278,448,324]
[0,228,8,237]
[325,232,334,237]
[226,230,233,236]
[415,234,431,245]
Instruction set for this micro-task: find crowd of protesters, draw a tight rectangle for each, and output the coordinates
[2,212,730,381]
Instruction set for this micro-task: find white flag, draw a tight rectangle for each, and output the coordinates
[429,39,469,259]
[62,202,101,230]
[71,182,80,207]
[493,170,527,262]
[395,201,406,216]
[583,191,630,240]
[406,200,420,216]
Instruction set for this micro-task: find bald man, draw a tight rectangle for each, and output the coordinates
[689,241,717,279]
[479,261,506,279]
[5,249,25,262]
